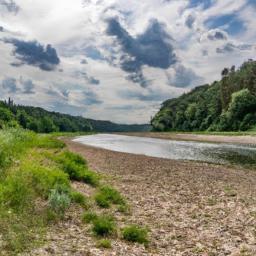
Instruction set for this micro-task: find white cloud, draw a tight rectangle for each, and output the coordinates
[0,0,255,123]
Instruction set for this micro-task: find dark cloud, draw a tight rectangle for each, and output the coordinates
[216,43,252,54]
[167,65,203,88]
[0,0,19,14]
[0,26,3,32]
[126,71,151,88]
[118,90,167,102]
[1,77,18,93]
[75,71,100,85]
[4,39,60,71]
[185,15,196,29]
[107,18,177,86]
[207,30,227,40]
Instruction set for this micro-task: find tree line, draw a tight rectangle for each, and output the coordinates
[152,59,256,132]
[0,100,150,133]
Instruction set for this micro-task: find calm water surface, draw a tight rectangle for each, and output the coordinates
[73,134,256,167]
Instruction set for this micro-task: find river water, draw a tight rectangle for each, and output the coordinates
[73,134,256,166]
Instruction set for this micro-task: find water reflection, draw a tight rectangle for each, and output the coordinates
[73,134,256,167]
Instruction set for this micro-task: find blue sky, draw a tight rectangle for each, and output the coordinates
[0,0,255,123]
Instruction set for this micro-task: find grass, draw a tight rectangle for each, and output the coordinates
[122,225,149,245]
[54,151,100,186]
[95,185,126,208]
[96,239,112,249]
[82,211,98,223]
[0,128,149,253]
[92,214,116,237]
[71,191,88,208]
[0,128,101,254]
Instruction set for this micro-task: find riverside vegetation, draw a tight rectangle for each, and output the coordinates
[0,129,148,255]
[152,59,256,132]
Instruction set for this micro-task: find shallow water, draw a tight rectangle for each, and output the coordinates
[73,134,256,167]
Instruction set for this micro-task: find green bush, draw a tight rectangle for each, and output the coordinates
[23,163,70,199]
[92,215,116,237]
[96,239,112,249]
[95,186,125,208]
[95,193,111,208]
[82,211,98,223]
[71,191,88,207]
[122,225,149,245]
[82,169,100,187]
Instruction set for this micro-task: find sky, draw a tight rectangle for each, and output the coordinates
[0,0,255,124]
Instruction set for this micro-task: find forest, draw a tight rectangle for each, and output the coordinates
[152,60,256,132]
[0,100,150,133]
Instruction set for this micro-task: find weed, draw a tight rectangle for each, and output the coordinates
[82,211,98,223]
[95,186,125,208]
[122,225,149,245]
[92,215,116,237]
[96,239,112,249]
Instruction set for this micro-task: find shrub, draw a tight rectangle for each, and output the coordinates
[95,193,111,208]
[23,163,70,199]
[71,191,88,207]
[96,239,112,249]
[95,186,125,208]
[122,225,149,245]
[92,215,116,237]
[82,170,100,187]
[48,187,71,216]
[82,211,98,223]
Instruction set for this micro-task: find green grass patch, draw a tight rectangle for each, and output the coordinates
[54,151,100,186]
[96,239,112,249]
[82,211,98,223]
[92,215,116,237]
[95,186,126,208]
[71,191,89,208]
[122,225,149,245]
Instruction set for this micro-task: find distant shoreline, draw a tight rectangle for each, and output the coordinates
[116,132,256,145]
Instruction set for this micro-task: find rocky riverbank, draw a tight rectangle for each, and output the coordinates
[25,136,256,256]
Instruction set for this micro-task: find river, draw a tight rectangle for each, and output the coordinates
[73,134,256,167]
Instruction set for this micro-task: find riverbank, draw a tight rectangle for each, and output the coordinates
[34,137,256,255]
[118,132,256,145]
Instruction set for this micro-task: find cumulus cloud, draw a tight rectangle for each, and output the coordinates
[4,39,60,71]
[106,18,177,86]
[0,0,255,124]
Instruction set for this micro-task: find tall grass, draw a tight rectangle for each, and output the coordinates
[0,129,90,254]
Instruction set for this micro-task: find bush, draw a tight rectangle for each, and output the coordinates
[95,186,125,208]
[82,211,98,223]
[82,170,100,187]
[95,193,111,208]
[96,239,111,249]
[23,163,70,199]
[92,215,116,237]
[48,187,71,216]
[71,191,88,207]
[55,151,99,186]
[122,225,149,245]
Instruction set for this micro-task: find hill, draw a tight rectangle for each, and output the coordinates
[0,100,150,133]
[151,59,256,132]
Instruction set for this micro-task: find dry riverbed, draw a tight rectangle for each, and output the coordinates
[27,136,256,256]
